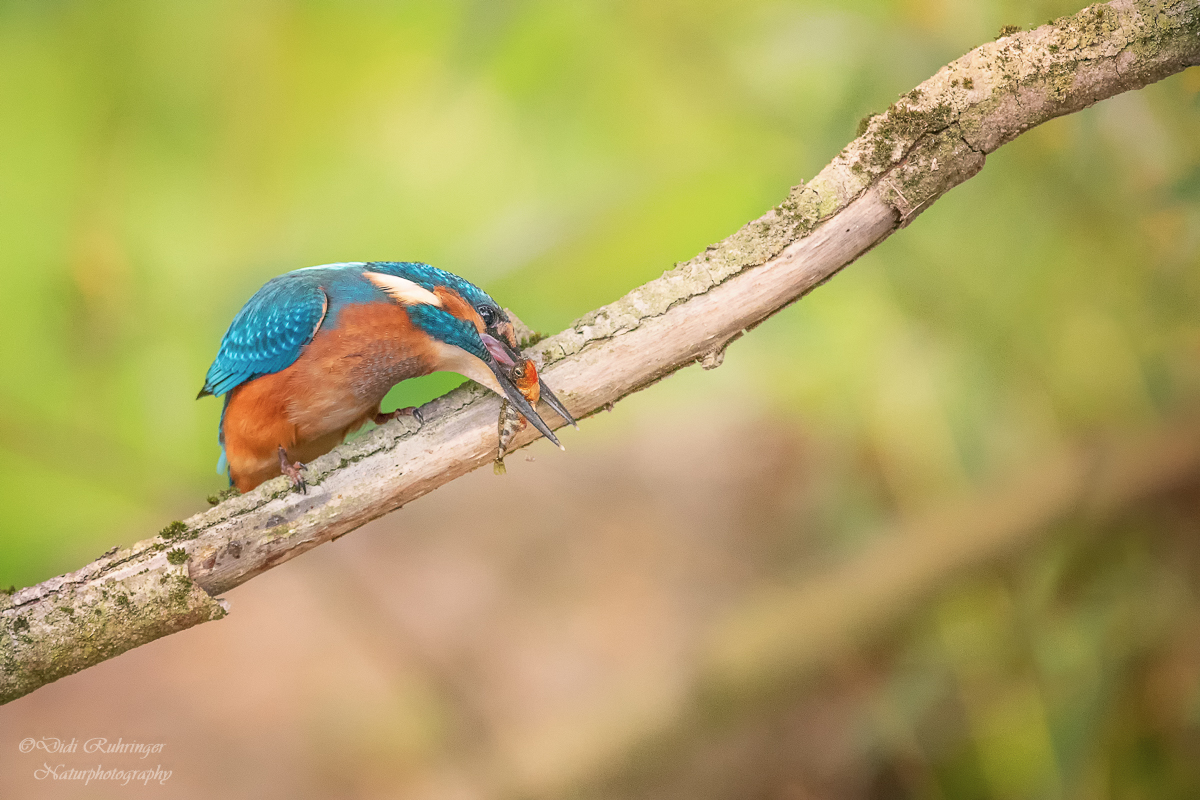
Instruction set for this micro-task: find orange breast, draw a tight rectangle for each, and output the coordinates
[222,301,437,491]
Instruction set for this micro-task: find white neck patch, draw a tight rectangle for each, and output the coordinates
[364,272,443,307]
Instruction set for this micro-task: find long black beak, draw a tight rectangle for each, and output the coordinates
[481,333,565,449]
[489,334,579,430]
[534,380,577,430]
[485,356,564,450]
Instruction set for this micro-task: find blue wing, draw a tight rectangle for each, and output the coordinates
[199,273,329,398]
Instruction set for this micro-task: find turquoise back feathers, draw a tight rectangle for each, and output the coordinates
[198,261,501,399]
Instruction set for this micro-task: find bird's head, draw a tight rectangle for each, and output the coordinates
[363,262,576,447]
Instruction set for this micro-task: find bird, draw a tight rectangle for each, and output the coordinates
[198,261,575,493]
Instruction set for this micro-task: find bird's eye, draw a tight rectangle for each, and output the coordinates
[478,306,497,327]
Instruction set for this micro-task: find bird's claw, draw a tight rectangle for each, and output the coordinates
[375,406,423,426]
[277,446,307,494]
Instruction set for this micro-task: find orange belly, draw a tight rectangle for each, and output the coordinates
[222,302,436,492]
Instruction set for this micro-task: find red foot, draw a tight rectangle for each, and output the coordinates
[375,406,424,426]
[277,446,307,494]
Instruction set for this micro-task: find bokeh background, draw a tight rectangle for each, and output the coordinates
[3,0,1200,797]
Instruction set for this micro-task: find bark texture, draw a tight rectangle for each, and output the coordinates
[3,0,1198,704]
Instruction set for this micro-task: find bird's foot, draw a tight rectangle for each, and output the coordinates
[277,447,307,494]
[375,406,424,426]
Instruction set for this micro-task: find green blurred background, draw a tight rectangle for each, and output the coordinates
[2,1,1200,798]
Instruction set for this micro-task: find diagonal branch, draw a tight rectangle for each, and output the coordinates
[3,0,1197,704]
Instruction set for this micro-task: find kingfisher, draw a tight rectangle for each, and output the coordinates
[198,261,575,493]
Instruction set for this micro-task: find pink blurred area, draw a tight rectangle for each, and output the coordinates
[2,413,850,799]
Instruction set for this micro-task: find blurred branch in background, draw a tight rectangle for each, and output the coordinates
[567,417,1200,799]
[2,0,1198,704]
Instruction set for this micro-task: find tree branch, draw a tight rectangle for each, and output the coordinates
[3,0,1197,704]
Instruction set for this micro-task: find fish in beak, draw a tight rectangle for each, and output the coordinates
[480,333,566,450]
[483,329,578,431]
